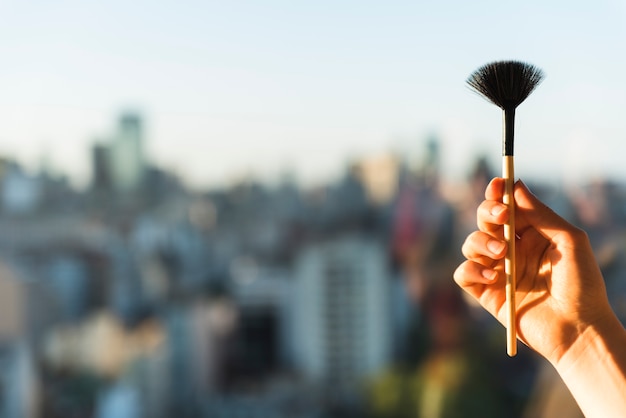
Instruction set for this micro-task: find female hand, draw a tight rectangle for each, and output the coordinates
[453,177,615,365]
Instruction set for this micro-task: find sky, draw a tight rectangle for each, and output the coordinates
[1,0,626,189]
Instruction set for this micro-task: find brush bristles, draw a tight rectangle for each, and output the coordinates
[466,61,544,110]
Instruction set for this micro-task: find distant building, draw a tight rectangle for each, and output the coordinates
[91,143,113,192]
[45,255,90,322]
[230,264,293,380]
[0,265,26,344]
[354,153,401,205]
[109,113,146,193]
[1,343,40,418]
[291,236,392,387]
[1,164,41,214]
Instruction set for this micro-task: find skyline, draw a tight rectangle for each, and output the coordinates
[1,1,626,189]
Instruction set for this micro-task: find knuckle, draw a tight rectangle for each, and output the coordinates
[566,225,590,246]
[461,231,480,256]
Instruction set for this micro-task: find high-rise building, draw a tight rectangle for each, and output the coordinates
[291,236,392,387]
[91,143,112,192]
[109,113,145,193]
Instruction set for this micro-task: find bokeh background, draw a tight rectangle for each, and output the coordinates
[0,1,625,417]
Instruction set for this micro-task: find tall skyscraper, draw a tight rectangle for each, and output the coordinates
[109,113,145,193]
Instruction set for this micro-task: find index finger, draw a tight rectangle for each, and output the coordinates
[485,177,505,201]
[477,178,507,235]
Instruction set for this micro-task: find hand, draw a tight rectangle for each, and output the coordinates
[454,178,615,365]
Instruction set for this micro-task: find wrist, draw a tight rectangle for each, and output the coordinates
[551,311,625,376]
[549,312,626,418]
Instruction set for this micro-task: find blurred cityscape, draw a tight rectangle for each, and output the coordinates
[1,112,626,418]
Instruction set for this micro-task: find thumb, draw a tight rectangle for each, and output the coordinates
[514,180,579,245]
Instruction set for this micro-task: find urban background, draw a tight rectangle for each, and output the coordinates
[0,111,625,418]
[3,1,626,417]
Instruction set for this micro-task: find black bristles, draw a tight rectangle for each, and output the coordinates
[466,61,544,110]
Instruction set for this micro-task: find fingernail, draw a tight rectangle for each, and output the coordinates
[490,204,506,216]
[482,269,497,281]
[487,239,505,254]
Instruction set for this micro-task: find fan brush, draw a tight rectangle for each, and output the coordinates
[466,60,544,357]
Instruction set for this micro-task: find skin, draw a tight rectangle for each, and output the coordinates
[454,177,626,418]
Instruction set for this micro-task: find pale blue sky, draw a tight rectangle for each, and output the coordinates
[1,0,625,188]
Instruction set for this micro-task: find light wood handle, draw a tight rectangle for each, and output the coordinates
[503,155,517,357]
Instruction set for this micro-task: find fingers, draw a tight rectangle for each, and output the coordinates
[477,199,509,234]
[457,177,508,288]
[454,259,507,324]
[474,177,509,234]
[485,177,505,200]
[454,260,498,288]
[461,230,507,264]
[456,230,506,290]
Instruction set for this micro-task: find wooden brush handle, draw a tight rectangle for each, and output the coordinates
[503,155,517,356]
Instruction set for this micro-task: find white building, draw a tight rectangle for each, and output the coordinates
[291,236,392,386]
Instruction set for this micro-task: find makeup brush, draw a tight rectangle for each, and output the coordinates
[466,60,544,357]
